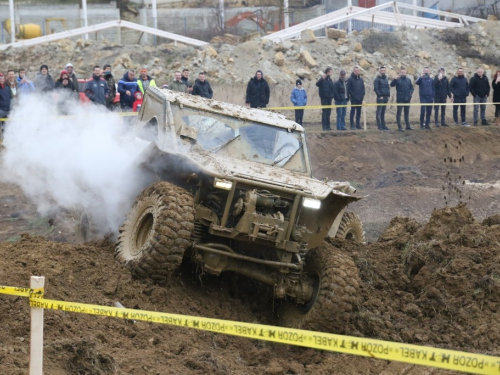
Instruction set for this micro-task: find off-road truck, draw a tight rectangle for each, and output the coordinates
[116,87,364,331]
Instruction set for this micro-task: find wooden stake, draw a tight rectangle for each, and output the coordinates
[29,276,45,375]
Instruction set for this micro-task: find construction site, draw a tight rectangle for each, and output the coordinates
[2,0,500,374]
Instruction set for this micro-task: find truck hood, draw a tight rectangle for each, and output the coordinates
[155,146,360,200]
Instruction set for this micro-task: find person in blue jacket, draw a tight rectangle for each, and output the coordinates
[17,69,35,95]
[118,70,137,111]
[290,79,307,125]
[415,67,435,130]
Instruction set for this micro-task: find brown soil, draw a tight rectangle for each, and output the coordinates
[2,126,500,374]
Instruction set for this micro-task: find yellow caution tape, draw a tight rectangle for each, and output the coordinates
[1,284,498,373]
[0,285,44,298]
[25,296,500,374]
[267,101,500,111]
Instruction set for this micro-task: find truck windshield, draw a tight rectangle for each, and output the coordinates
[172,105,307,173]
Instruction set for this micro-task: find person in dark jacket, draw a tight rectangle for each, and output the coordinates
[85,66,109,106]
[33,64,55,93]
[433,67,452,127]
[333,70,348,131]
[290,79,307,126]
[374,66,390,131]
[450,68,470,126]
[347,66,365,130]
[192,72,213,99]
[65,63,79,92]
[390,68,414,131]
[103,64,117,110]
[492,70,500,125]
[245,70,270,109]
[316,67,334,130]
[55,70,77,94]
[118,70,137,111]
[181,68,193,93]
[415,67,434,129]
[470,68,490,125]
[0,73,11,140]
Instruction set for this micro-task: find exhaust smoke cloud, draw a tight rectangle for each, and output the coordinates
[0,93,151,235]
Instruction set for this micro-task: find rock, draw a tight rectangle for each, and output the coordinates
[274,51,285,66]
[406,66,416,75]
[359,58,371,69]
[57,39,74,53]
[300,50,317,68]
[353,42,362,52]
[210,34,240,45]
[416,50,431,59]
[488,15,498,21]
[243,32,260,42]
[337,38,348,45]
[340,55,352,65]
[204,45,218,58]
[296,68,312,80]
[274,40,293,51]
[482,64,490,70]
[228,57,234,63]
[373,51,384,57]
[327,28,346,40]
[300,29,316,43]
[336,45,349,55]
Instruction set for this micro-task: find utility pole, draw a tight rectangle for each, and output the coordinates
[284,0,290,28]
[347,0,352,33]
[9,0,15,43]
[219,0,225,33]
[152,0,157,44]
[81,0,88,40]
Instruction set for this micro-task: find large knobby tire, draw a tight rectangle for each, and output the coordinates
[336,212,365,243]
[116,181,194,283]
[278,242,360,333]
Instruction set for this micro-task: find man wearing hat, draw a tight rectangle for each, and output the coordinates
[333,69,349,130]
[33,64,55,93]
[290,79,307,125]
[65,63,78,92]
[433,67,452,127]
[137,67,157,94]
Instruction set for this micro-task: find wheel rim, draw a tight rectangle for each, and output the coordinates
[131,207,154,256]
[301,271,320,313]
[345,230,356,241]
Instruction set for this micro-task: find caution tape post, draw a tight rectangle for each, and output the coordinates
[1,283,500,374]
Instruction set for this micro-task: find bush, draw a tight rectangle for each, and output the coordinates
[362,31,404,56]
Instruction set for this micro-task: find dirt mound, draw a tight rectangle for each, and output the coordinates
[343,205,500,352]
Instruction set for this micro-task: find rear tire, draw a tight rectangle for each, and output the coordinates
[116,182,194,283]
[278,242,359,333]
[336,212,365,243]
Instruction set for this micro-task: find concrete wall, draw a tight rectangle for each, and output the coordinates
[0,4,119,44]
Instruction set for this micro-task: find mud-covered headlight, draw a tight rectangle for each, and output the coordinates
[214,178,233,190]
[303,197,321,209]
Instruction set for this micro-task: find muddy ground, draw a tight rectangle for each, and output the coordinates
[2,125,500,374]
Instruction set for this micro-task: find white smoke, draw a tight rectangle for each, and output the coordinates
[1,92,152,235]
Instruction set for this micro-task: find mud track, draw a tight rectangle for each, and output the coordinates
[2,127,500,374]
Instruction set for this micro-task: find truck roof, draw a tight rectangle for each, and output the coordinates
[149,86,304,132]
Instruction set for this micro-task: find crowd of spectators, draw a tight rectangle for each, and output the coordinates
[309,65,500,131]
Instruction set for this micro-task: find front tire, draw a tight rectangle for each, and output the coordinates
[336,212,365,243]
[116,182,194,283]
[278,242,360,333]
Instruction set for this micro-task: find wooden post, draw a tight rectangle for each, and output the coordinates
[363,100,367,130]
[29,276,45,375]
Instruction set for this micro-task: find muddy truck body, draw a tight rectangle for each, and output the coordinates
[116,87,364,331]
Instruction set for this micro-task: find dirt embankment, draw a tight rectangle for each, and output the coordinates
[1,204,499,374]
